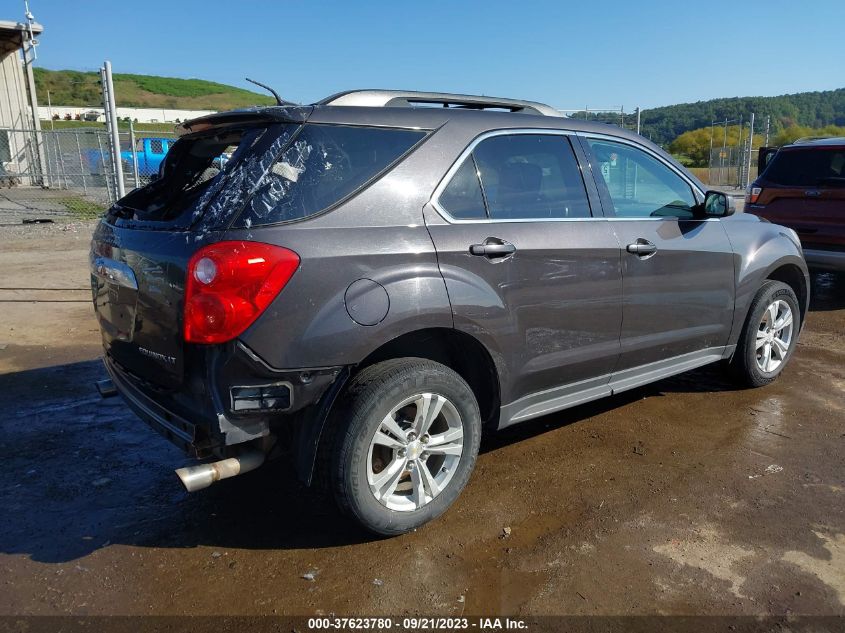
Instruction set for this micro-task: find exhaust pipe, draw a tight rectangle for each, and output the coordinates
[175,450,265,492]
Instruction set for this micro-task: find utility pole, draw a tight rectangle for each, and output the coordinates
[21,32,46,185]
[635,107,641,135]
[764,115,771,147]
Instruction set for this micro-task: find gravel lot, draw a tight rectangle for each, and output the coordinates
[0,219,842,619]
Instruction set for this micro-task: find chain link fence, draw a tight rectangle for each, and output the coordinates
[703,142,758,188]
[558,107,637,132]
[118,127,179,190]
[0,123,185,224]
[0,126,119,223]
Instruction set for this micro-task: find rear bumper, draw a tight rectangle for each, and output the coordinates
[105,354,211,457]
[104,345,346,459]
[803,248,845,272]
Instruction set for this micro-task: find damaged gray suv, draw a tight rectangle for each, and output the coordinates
[91,90,809,534]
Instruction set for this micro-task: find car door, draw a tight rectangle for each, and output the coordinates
[423,131,622,423]
[578,135,735,372]
[800,186,845,252]
[764,147,845,252]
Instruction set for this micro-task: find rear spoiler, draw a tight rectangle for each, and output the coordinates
[177,106,313,136]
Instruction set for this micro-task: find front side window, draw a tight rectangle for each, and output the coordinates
[437,133,592,221]
[586,139,696,219]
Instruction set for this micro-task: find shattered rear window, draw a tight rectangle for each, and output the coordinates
[114,126,275,225]
[234,124,427,228]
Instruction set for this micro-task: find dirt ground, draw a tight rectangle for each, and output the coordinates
[0,220,843,619]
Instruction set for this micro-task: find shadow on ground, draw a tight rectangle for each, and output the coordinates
[0,354,753,564]
[809,271,845,311]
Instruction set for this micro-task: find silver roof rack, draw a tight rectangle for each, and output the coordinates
[792,136,845,145]
[318,90,562,117]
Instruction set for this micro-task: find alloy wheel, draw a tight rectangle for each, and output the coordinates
[366,392,464,512]
[755,299,794,373]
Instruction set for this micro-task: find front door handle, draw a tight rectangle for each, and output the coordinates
[469,239,516,259]
[626,240,657,256]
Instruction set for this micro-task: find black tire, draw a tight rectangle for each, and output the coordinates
[328,358,481,535]
[729,280,800,388]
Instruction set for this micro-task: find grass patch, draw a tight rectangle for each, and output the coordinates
[34,68,275,110]
[56,196,106,218]
[688,167,711,185]
[42,120,178,133]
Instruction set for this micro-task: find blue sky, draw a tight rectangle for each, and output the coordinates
[25,0,845,110]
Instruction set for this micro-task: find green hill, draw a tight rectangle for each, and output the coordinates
[631,88,845,146]
[33,68,276,110]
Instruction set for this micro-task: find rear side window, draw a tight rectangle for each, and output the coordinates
[236,125,427,227]
[439,157,486,220]
[763,148,845,186]
[437,134,592,221]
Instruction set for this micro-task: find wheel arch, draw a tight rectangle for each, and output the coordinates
[765,262,809,327]
[728,227,809,347]
[294,327,501,487]
[358,327,501,429]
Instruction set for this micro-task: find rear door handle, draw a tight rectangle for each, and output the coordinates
[469,240,516,259]
[626,240,657,256]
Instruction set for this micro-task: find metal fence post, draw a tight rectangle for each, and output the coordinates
[103,61,125,199]
[100,66,115,201]
[720,118,729,187]
[708,119,715,185]
[745,112,755,188]
[96,125,113,202]
[736,115,743,187]
[129,119,140,189]
[75,131,88,194]
[54,133,68,188]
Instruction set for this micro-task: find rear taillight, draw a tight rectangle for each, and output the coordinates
[184,241,299,344]
[745,186,763,205]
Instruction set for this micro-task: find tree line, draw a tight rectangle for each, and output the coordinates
[627,88,845,147]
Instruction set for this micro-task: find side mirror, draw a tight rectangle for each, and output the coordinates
[698,190,736,218]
